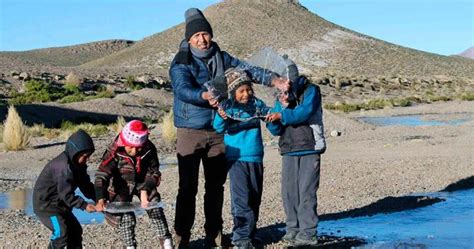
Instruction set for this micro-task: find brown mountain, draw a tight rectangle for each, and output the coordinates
[457,47,474,60]
[83,0,474,78]
[0,39,134,68]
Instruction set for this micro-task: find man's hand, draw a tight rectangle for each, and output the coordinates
[265,113,282,123]
[217,108,228,120]
[202,91,219,108]
[140,190,150,209]
[85,203,96,213]
[95,199,105,212]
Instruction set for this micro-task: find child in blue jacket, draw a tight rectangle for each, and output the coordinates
[266,57,326,247]
[213,68,270,248]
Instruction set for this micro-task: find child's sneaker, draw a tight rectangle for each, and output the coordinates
[161,238,173,249]
[233,239,254,249]
[293,233,318,246]
[281,230,298,243]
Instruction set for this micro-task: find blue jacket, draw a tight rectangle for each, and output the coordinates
[170,48,273,129]
[213,98,269,162]
[267,76,326,155]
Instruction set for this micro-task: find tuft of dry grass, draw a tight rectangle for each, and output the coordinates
[160,111,176,146]
[110,116,126,134]
[29,123,46,137]
[65,72,81,86]
[2,105,30,151]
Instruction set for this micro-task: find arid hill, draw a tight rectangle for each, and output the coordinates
[83,0,474,79]
[0,39,134,68]
[457,47,474,60]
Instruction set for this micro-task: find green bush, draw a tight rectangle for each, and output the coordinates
[9,80,64,105]
[325,98,413,113]
[59,94,85,103]
[60,120,109,137]
[458,92,474,101]
[84,90,115,101]
[63,83,81,95]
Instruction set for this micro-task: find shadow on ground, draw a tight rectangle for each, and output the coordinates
[0,104,136,128]
[441,175,474,192]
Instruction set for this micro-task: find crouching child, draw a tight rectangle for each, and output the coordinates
[33,129,97,248]
[94,120,172,249]
[212,68,271,248]
[266,58,326,247]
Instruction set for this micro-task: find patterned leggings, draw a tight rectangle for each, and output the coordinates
[118,207,171,247]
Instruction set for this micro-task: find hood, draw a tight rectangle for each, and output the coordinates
[65,129,95,164]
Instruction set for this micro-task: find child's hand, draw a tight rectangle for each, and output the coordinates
[217,108,228,120]
[266,113,282,123]
[140,190,149,208]
[95,199,105,212]
[85,203,97,213]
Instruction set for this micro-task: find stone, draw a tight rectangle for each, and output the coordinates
[19,72,30,81]
[330,129,341,137]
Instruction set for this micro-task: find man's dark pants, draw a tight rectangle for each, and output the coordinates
[174,128,228,240]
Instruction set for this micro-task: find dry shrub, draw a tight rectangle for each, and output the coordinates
[110,116,126,134]
[3,105,30,151]
[43,129,61,140]
[160,111,176,146]
[0,124,3,143]
[65,72,81,86]
[29,123,45,137]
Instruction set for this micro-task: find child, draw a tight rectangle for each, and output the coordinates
[33,129,97,248]
[213,68,270,248]
[266,57,326,246]
[94,120,172,249]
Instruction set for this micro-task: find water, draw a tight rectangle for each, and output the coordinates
[358,114,470,127]
[2,188,473,247]
[319,189,474,248]
[0,189,104,224]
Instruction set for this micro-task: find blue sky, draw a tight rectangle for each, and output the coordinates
[0,0,472,55]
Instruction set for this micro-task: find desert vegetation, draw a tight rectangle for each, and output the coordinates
[2,105,30,151]
[8,79,115,105]
[160,110,176,146]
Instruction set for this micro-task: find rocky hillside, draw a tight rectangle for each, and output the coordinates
[457,47,474,60]
[83,0,474,79]
[0,39,134,68]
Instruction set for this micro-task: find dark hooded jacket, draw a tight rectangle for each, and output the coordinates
[33,129,95,215]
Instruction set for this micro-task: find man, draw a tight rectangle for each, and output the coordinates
[169,8,285,248]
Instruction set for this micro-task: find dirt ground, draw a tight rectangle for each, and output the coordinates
[0,100,472,248]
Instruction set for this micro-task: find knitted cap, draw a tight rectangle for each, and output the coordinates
[225,68,252,96]
[185,8,213,41]
[118,120,149,147]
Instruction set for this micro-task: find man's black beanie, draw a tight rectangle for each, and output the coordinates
[185,8,213,41]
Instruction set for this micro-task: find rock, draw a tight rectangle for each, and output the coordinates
[19,72,30,81]
[136,75,150,84]
[330,129,341,137]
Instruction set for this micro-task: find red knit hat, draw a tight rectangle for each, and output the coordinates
[118,120,149,147]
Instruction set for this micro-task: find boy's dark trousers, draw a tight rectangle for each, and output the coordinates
[281,153,320,238]
[37,211,83,248]
[174,128,228,241]
[229,160,264,243]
